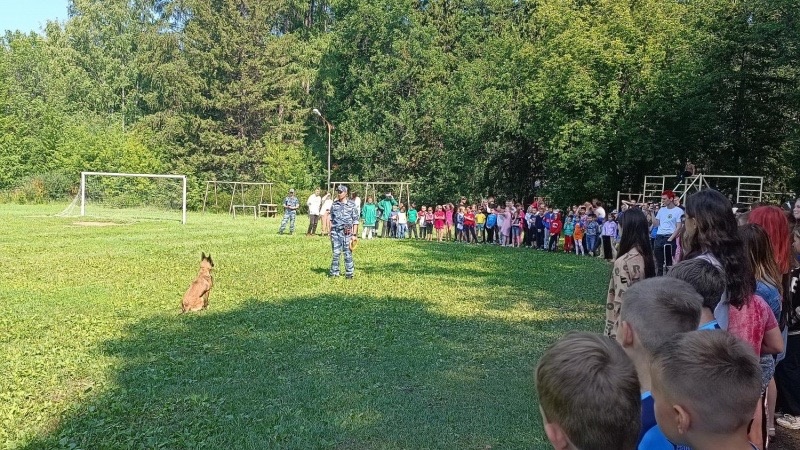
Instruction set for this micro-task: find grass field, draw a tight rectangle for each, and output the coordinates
[0,205,610,449]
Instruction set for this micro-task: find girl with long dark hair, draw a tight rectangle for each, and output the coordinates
[603,209,655,338]
[682,190,754,323]
[683,190,781,448]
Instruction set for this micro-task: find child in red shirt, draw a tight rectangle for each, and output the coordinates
[434,205,446,242]
[548,212,563,252]
[464,207,477,243]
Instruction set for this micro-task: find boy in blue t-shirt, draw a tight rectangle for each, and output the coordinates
[650,331,763,450]
[667,259,725,330]
[485,210,497,244]
[388,205,399,238]
[617,278,703,450]
[536,331,640,450]
[585,214,600,256]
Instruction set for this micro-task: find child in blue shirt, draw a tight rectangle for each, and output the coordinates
[617,278,703,450]
[668,259,724,330]
[585,214,600,256]
[485,209,497,244]
[389,205,399,238]
[650,331,764,450]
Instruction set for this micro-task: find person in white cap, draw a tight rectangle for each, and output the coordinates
[278,188,299,234]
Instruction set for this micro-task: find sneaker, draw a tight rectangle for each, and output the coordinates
[777,414,800,430]
[328,273,340,278]
[345,274,353,279]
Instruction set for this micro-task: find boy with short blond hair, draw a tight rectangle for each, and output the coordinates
[650,330,762,450]
[616,278,703,450]
[536,331,640,450]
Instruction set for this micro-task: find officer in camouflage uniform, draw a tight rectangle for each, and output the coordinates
[278,188,300,234]
[329,184,359,278]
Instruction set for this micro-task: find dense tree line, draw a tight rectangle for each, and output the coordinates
[0,0,797,206]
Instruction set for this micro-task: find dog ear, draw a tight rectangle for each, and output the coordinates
[201,252,206,260]
[207,254,214,266]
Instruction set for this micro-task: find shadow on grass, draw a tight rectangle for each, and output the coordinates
[20,294,589,449]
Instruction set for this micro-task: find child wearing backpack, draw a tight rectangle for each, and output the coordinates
[486,208,497,244]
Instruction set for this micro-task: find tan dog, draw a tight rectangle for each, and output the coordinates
[181,253,214,313]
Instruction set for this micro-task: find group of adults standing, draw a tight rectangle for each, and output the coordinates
[604,189,800,448]
[278,186,360,278]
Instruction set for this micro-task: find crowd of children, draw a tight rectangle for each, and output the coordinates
[356,194,629,261]
[535,193,800,450]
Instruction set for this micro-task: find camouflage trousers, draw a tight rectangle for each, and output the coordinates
[278,211,296,234]
[330,228,354,277]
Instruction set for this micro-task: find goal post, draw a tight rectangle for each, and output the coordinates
[79,172,187,224]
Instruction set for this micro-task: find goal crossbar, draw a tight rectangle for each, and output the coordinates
[80,172,187,224]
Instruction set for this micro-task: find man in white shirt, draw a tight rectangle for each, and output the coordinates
[653,190,684,275]
[306,188,322,236]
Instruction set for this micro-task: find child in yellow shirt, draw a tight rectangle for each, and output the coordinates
[476,208,487,243]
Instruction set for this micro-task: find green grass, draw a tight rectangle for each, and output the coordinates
[0,204,610,449]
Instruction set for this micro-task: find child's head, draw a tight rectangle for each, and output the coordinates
[617,278,702,356]
[435,205,442,211]
[400,206,406,212]
[667,259,725,313]
[588,213,596,220]
[459,206,465,213]
[392,205,398,211]
[739,223,783,289]
[650,330,761,445]
[536,331,640,450]
[366,196,373,202]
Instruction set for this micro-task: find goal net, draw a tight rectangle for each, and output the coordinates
[58,172,187,224]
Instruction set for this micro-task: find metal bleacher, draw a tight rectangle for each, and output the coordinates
[618,174,765,211]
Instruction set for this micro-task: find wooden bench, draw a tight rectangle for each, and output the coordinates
[258,203,279,218]
[232,205,257,219]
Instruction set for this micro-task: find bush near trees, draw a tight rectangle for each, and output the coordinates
[0,0,797,206]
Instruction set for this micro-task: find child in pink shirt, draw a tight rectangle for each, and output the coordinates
[500,207,512,246]
[445,203,454,241]
[434,205,446,242]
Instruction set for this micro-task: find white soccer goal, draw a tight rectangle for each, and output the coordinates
[58,172,187,224]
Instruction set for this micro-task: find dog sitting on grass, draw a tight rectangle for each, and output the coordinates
[181,253,214,313]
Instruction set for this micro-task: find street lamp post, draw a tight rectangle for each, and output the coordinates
[312,108,334,190]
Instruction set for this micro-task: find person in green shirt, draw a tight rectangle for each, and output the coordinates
[407,203,419,239]
[377,192,398,238]
[361,196,378,239]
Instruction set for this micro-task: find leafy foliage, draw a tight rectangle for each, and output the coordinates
[0,0,798,204]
